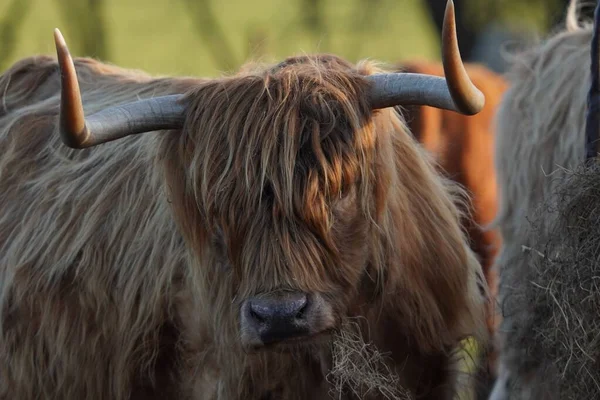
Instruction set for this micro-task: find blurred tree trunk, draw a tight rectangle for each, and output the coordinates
[345,0,385,61]
[182,0,238,72]
[423,0,478,61]
[299,0,329,50]
[54,0,109,59]
[0,0,32,70]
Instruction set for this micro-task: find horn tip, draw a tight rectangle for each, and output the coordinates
[53,27,74,71]
[444,0,455,20]
[53,28,65,46]
[466,95,485,115]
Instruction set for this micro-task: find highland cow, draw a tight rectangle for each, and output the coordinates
[490,0,598,398]
[0,2,488,399]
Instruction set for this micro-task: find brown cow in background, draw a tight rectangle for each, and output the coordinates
[398,60,507,396]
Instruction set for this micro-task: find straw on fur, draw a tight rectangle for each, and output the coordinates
[497,161,600,399]
[0,51,487,399]
[327,320,413,400]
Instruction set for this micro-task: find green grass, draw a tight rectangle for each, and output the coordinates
[2,0,442,77]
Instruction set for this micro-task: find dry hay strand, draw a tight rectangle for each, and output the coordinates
[502,161,600,399]
[326,319,413,400]
[325,320,481,400]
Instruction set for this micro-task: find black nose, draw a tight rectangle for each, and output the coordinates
[242,292,310,345]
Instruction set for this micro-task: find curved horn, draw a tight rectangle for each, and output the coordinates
[585,1,600,160]
[54,29,186,149]
[367,0,485,115]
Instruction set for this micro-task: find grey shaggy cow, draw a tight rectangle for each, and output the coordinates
[490,0,598,398]
[0,2,488,400]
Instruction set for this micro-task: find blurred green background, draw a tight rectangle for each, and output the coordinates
[0,0,571,77]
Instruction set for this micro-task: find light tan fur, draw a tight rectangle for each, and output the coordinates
[0,52,486,399]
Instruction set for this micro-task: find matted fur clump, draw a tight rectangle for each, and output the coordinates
[501,161,600,399]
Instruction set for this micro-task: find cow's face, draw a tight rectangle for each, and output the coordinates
[188,55,383,350]
[215,184,373,350]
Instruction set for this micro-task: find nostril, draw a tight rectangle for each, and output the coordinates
[293,297,309,319]
[249,302,273,322]
[249,307,265,323]
[283,294,308,319]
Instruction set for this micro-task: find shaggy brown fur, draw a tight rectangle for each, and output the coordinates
[398,62,507,390]
[400,61,504,280]
[491,1,594,398]
[0,51,487,399]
